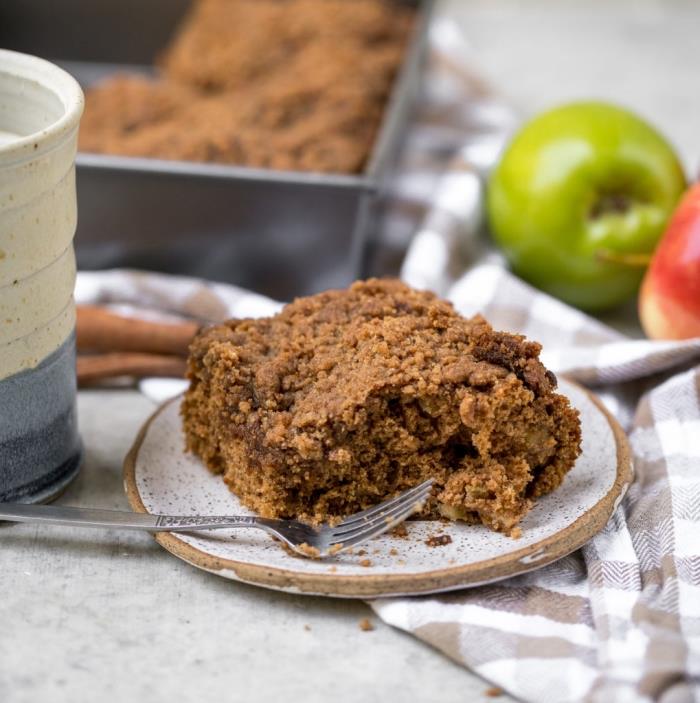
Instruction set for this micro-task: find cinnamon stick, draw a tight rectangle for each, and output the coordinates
[77,352,187,386]
[76,306,199,356]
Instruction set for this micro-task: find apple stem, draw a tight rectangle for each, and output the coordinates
[595,249,653,267]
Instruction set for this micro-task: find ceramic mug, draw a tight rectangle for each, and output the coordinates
[0,50,84,502]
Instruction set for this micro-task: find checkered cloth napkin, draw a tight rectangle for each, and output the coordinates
[74,19,700,703]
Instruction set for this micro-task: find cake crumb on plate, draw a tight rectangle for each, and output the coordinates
[425,534,452,547]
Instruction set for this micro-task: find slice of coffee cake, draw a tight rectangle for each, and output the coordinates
[181,279,581,534]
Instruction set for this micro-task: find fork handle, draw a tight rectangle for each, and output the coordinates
[0,503,263,532]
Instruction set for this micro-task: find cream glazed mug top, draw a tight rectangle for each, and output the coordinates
[0,49,84,503]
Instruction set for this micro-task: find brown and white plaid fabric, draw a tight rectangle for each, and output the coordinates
[74,19,700,702]
[373,266,700,703]
[373,21,700,700]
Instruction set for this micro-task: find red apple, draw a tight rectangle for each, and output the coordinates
[639,183,700,340]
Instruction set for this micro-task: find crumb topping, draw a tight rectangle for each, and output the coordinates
[79,0,414,174]
[182,279,581,533]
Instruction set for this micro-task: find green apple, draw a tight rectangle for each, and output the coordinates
[487,101,686,311]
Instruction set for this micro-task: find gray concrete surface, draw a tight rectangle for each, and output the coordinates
[0,391,502,703]
[442,0,700,175]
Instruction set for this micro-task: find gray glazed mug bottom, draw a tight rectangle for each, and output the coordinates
[0,334,82,503]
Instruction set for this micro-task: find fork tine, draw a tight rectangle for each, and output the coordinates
[336,479,434,528]
[327,482,433,543]
[336,479,433,526]
[329,498,428,550]
[328,493,432,546]
[331,481,433,537]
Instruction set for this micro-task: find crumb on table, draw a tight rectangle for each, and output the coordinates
[359,618,375,631]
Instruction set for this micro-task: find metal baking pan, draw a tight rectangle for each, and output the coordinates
[0,0,432,300]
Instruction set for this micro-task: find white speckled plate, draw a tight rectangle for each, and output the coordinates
[124,379,631,598]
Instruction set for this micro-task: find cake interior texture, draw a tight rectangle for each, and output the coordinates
[181,280,582,533]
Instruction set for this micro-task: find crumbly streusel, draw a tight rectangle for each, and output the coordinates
[181,280,581,533]
[79,0,414,173]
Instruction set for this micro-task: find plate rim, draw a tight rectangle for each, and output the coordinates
[123,379,632,598]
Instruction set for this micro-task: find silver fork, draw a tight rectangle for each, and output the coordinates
[0,479,433,558]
